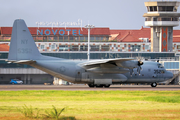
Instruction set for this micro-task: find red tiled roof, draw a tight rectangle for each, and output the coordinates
[110,27,150,42]
[0,27,12,35]
[0,27,110,35]
[0,44,9,51]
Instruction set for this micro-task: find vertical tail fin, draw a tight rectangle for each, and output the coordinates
[8,19,41,61]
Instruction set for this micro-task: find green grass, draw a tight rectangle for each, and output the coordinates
[0,90,180,120]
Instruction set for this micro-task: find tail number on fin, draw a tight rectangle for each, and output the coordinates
[18,48,32,54]
[21,39,28,44]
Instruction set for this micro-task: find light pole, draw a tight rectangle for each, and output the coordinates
[84,24,95,61]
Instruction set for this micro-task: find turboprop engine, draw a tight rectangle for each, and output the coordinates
[116,60,143,75]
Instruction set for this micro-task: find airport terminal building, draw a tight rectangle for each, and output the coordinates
[0,27,180,85]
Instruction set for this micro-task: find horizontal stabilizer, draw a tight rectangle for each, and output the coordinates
[7,60,36,64]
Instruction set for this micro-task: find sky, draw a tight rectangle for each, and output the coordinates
[1,0,180,29]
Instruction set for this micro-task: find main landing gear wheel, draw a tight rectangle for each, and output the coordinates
[104,85,110,88]
[88,84,111,88]
[88,84,95,88]
[151,82,157,87]
[96,85,104,88]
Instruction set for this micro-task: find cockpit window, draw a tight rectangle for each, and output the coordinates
[158,64,164,68]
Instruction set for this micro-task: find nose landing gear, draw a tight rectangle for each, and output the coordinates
[151,82,157,87]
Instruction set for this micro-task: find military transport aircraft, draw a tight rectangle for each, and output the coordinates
[7,19,173,87]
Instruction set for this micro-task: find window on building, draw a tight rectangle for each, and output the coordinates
[166,6,174,11]
[150,6,153,11]
[153,6,157,11]
[131,45,141,51]
[159,6,174,12]
[48,37,53,41]
[172,18,178,21]
[145,17,152,21]
[157,17,177,21]
[101,37,104,41]
[149,6,157,11]
[64,36,68,42]
[90,45,99,51]
[59,45,69,51]
[69,36,74,42]
[153,18,157,21]
[74,37,79,42]
[69,45,79,51]
[80,37,84,41]
[101,45,110,51]
[159,6,165,11]
[54,36,59,42]
[59,37,63,42]
[96,37,100,41]
[43,36,47,42]
[161,18,171,21]
[106,37,109,41]
[36,36,43,42]
[164,62,179,69]
[90,37,95,41]
[85,37,88,41]
[145,45,149,49]
[40,45,44,49]
[80,45,88,51]
[51,45,55,49]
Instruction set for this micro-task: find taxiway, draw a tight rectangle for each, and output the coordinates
[0,85,179,91]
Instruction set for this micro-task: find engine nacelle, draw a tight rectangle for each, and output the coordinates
[116,60,143,69]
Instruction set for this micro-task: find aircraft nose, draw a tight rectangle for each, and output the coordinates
[167,71,173,79]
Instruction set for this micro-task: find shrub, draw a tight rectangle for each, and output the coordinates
[17,104,40,118]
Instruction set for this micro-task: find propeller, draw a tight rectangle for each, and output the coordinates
[138,60,143,66]
[137,59,143,75]
[130,69,133,77]
[129,57,144,77]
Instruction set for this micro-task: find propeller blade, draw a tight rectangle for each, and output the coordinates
[137,66,141,75]
[130,69,133,77]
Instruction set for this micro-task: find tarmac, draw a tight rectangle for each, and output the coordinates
[0,84,179,91]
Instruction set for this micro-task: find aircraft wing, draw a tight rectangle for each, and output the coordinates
[79,58,142,74]
[81,58,134,66]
